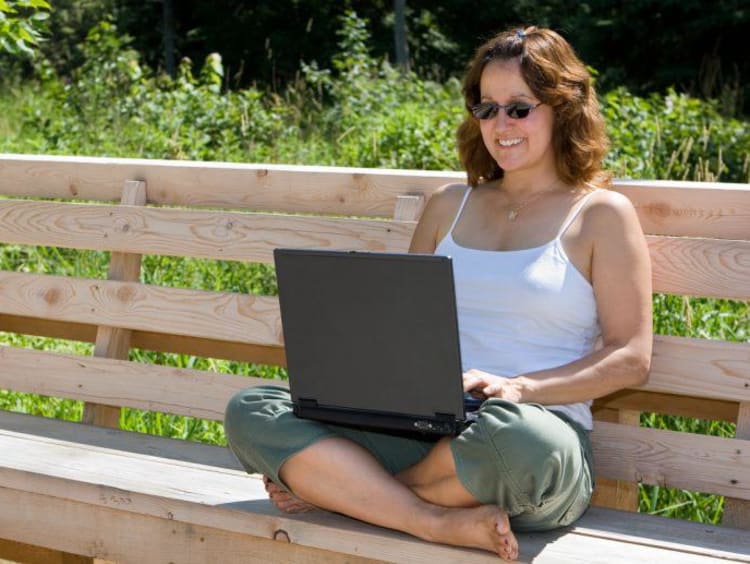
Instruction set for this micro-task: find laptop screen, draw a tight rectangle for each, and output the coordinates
[274,249,466,428]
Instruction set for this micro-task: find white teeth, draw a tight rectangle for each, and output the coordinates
[498,138,523,147]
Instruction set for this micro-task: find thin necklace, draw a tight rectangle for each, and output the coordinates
[506,187,560,221]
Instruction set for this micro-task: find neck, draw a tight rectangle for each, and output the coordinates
[499,170,564,199]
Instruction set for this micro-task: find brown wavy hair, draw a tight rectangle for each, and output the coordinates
[457,26,612,188]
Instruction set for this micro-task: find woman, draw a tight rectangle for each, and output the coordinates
[224,26,652,560]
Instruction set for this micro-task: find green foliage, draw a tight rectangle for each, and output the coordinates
[604,87,750,182]
[0,0,50,58]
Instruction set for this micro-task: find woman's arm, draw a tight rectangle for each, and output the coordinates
[466,190,653,404]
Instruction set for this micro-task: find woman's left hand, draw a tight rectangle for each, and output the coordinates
[463,369,528,403]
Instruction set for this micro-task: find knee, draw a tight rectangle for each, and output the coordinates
[224,385,291,445]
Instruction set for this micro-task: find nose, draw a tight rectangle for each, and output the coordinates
[492,110,512,131]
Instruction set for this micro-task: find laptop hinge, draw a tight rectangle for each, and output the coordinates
[298,398,319,408]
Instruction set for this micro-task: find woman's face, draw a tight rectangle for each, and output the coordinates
[477,59,556,178]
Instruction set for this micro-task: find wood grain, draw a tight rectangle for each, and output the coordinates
[0,199,415,261]
[0,272,282,346]
[590,409,640,511]
[0,346,282,421]
[647,235,750,299]
[0,155,748,237]
[0,314,286,364]
[83,180,147,428]
[1,199,749,298]
[591,420,750,499]
[0,538,93,564]
[722,401,750,529]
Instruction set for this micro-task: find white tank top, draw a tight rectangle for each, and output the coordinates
[435,187,601,430]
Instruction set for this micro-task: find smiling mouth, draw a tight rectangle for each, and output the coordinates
[497,138,524,147]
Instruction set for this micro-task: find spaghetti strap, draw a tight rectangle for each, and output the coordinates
[447,187,472,235]
[557,190,598,239]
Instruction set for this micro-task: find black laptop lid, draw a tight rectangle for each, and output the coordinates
[274,249,465,425]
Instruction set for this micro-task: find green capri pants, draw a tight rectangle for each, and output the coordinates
[224,385,594,532]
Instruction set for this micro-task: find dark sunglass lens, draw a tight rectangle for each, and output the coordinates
[472,102,498,120]
[506,103,533,119]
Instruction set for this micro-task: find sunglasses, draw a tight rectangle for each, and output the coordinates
[471,101,542,120]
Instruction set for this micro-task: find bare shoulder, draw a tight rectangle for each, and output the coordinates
[580,189,642,241]
[409,183,470,253]
[420,182,471,230]
[425,183,471,214]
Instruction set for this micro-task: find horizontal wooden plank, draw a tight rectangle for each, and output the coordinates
[0,346,285,420]
[0,342,742,426]
[0,314,287,365]
[616,180,750,240]
[0,154,458,218]
[0,272,282,346]
[0,488,380,564]
[1,199,749,299]
[1,315,747,408]
[1,416,748,563]
[647,235,750,299]
[0,410,242,470]
[0,538,93,564]
[644,335,750,403]
[591,420,750,500]
[1,155,748,238]
[0,199,415,261]
[594,390,738,423]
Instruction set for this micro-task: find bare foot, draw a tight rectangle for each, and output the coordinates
[424,505,519,561]
[263,475,318,513]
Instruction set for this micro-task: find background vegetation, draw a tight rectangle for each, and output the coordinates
[0,4,748,527]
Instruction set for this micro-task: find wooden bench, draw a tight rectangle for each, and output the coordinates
[0,153,748,563]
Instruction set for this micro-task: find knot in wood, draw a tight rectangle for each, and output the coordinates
[44,287,61,305]
[273,529,291,543]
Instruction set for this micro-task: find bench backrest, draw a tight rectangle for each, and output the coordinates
[0,154,748,527]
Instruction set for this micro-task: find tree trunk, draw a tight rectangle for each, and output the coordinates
[393,0,409,72]
[163,0,176,78]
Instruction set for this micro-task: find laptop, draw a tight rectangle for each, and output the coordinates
[273,248,481,436]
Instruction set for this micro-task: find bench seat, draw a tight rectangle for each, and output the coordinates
[2,410,748,564]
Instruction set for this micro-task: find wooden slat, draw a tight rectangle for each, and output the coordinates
[644,335,750,403]
[615,180,750,240]
[0,314,286,365]
[393,194,425,222]
[0,199,415,261]
[590,409,640,511]
[4,317,745,411]
[1,155,748,238]
[723,401,750,529]
[0,489,381,564]
[2,200,749,297]
[83,180,147,428]
[594,390,738,423]
[0,538,93,564]
[0,272,282,346]
[648,235,750,299]
[0,154,461,217]
[0,411,242,470]
[591,421,750,499]
[0,346,284,421]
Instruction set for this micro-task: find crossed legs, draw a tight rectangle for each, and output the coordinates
[266,436,518,560]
